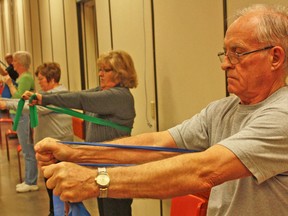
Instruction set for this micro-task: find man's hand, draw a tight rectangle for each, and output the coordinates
[43,162,98,202]
[34,137,74,167]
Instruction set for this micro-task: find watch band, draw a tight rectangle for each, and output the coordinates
[98,167,106,173]
[96,167,110,198]
[99,187,108,198]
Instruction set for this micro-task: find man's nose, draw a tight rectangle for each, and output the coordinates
[221,57,234,71]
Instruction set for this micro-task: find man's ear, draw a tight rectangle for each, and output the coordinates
[271,46,286,70]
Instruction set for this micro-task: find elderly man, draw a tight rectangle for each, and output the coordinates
[32,4,288,216]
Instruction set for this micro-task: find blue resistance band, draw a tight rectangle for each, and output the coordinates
[60,141,198,153]
[54,140,199,216]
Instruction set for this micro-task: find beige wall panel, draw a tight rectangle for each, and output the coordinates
[0,36,3,61]
[30,0,42,82]
[132,199,162,216]
[50,0,68,89]
[110,0,157,136]
[12,0,20,49]
[0,1,5,58]
[95,0,112,53]
[8,0,15,52]
[22,0,36,75]
[23,0,31,51]
[154,0,225,131]
[63,0,81,91]
[39,0,52,61]
[15,0,26,50]
[153,1,224,215]
[2,0,15,53]
[84,4,98,89]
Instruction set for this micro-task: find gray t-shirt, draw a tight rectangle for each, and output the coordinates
[169,86,288,216]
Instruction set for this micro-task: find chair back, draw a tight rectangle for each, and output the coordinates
[72,117,85,140]
[170,194,208,216]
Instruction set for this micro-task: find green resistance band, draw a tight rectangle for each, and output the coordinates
[13,95,39,130]
[13,94,131,133]
[43,105,131,133]
[12,98,25,131]
[29,94,39,128]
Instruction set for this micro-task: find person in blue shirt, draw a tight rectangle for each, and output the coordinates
[0,53,19,98]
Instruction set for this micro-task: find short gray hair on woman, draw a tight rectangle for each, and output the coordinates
[97,50,138,88]
[233,4,288,63]
[13,51,32,70]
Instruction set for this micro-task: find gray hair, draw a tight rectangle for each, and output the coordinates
[13,51,32,70]
[233,4,288,62]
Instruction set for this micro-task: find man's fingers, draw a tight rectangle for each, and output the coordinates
[34,137,59,153]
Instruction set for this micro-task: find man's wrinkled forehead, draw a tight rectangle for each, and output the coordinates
[224,15,259,47]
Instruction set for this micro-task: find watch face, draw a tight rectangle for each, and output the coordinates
[97,174,110,186]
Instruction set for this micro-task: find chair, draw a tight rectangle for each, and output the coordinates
[16,144,23,183]
[5,129,18,161]
[0,118,13,144]
[72,117,85,140]
[170,195,208,216]
[5,128,22,183]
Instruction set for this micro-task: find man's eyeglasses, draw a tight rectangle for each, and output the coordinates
[98,68,113,73]
[217,46,274,65]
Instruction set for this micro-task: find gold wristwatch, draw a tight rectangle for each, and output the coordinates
[95,167,110,198]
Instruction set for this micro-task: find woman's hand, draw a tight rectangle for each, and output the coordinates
[22,91,43,105]
[3,75,12,85]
